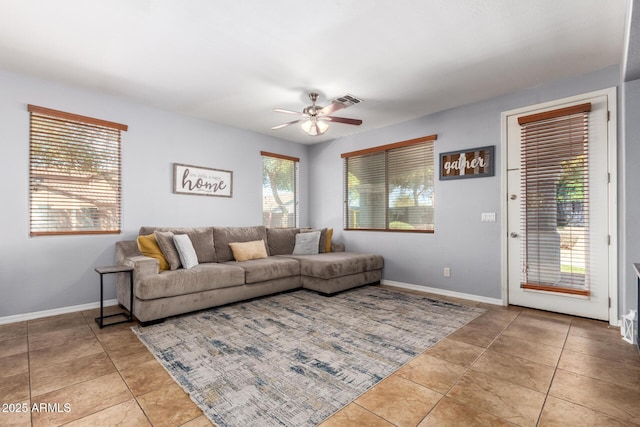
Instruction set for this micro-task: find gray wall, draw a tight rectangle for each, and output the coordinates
[0,70,309,318]
[310,66,621,303]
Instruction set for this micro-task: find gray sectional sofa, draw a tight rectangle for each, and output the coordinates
[115,225,383,323]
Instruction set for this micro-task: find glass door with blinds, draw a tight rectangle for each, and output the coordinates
[506,91,614,321]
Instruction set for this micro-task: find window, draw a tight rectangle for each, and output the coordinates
[28,105,127,236]
[342,135,436,232]
[262,151,299,228]
[518,103,591,294]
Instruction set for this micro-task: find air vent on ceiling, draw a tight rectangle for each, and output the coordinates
[330,94,363,107]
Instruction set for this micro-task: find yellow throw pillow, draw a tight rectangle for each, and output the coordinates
[229,240,268,262]
[325,228,333,253]
[137,233,170,271]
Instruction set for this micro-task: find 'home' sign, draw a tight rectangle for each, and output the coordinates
[173,163,233,197]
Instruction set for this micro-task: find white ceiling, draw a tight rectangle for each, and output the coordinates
[0,0,631,144]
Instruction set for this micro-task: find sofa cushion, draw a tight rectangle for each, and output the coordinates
[136,233,169,271]
[300,228,328,253]
[292,231,320,255]
[229,240,268,262]
[280,252,384,280]
[214,226,267,262]
[224,257,300,284]
[136,263,245,300]
[266,228,299,255]
[140,226,216,263]
[173,234,199,269]
[155,231,181,270]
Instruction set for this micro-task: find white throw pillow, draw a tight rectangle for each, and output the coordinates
[292,231,321,255]
[173,234,199,269]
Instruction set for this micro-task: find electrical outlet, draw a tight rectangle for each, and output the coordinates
[444,267,451,277]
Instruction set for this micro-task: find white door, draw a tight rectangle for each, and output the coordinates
[506,91,615,321]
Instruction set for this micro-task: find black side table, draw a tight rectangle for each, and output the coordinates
[95,265,134,328]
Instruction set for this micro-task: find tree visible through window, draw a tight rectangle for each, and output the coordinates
[28,105,127,236]
[342,135,436,232]
[261,151,299,228]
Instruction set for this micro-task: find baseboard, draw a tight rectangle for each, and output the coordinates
[0,299,119,325]
[381,280,504,306]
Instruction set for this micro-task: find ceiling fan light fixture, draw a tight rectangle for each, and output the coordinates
[301,117,328,136]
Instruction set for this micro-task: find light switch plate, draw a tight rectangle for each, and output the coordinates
[481,212,496,222]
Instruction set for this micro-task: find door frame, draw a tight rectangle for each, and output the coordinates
[500,87,618,326]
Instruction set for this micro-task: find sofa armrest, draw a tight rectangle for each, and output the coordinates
[116,241,159,310]
[115,240,140,264]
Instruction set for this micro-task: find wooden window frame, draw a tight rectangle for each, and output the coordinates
[342,135,437,233]
[28,105,127,237]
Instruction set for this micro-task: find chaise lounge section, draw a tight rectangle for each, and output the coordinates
[115,225,383,323]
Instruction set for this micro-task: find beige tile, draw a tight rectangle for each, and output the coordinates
[517,309,573,325]
[568,322,622,343]
[106,338,157,371]
[319,403,394,427]
[418,396,515,427]
[31,372,133,426]
[0,336,27,358]
[447,370,546,427]
[0,372,30,402]
[28,323,95,351]
[31,352,117,397]
[120,358,175,396]
[471,349,555,393]
[356,374,442,427]
[396,353,467,394]
[137,382,203,427]
[539,396,628,427]
[0,399,31,427]
[0,321,27,342]
[489,334,562,367]
[0,352,28,378]
[564,334,640,366]
[502,321,568,348]
[425,338,484,367]
[180,414,217,427]
[29,334,105,370]
[63,399,151,427]
[27,311,87,335]
[448,324,502,348]
[465,311,514,331]
[558,349,640,392]
[549,369,640,423]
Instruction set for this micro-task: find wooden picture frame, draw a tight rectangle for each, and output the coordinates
[173,163,233,197]
[439,145,495,180]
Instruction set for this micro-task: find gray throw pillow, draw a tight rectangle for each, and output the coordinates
[155,231,182,270]
[292,231,320,255]
[173,234,199,269]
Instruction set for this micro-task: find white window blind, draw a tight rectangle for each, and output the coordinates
[518,103,591,295]
[261,151,299,228]
[342,135,436,232]
[29,105,127,236]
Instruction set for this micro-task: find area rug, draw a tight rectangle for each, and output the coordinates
[132,286,485,427]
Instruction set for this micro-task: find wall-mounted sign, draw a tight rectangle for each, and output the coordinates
[439,145,495,180]
[173,163,233,197]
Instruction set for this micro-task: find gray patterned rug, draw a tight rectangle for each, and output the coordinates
[133,285,485,427]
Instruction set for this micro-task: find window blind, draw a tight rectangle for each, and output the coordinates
[518,103,591,295]
[261,151,299,228]
[342,135,436,232]
[28,105,127,236]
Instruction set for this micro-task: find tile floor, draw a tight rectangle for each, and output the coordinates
[1,287,639,426]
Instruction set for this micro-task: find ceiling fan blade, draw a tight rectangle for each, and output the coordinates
[271,119,303,130]
[274,108,305,116]
[324,116,363,126]
[319,102,346,116]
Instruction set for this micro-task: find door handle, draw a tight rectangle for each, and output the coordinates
[510,232,518,238]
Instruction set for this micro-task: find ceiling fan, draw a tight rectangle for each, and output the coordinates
[272,92,363,136]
